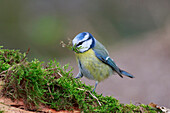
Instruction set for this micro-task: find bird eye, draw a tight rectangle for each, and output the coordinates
[76,41,83,47]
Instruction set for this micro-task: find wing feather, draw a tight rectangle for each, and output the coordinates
[93,40,123,78]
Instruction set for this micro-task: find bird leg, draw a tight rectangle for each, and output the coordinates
[92,81,98,92]
[75,72,83,79]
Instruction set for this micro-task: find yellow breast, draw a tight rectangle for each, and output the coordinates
[75,49,112,82]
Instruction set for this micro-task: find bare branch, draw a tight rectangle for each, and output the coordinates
[77,88,101,106]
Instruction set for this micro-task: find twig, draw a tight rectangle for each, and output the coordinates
[47,83,54,99]
[57,72,63,77]
[0,65,15,76]
[46,67,58,70]
[21,48,30,62]
[77,88,101,106]
[0,48,30,77]
[45,67,63,77]
[139,107,145,113]
[0,60,25,77]
[0,70,8,76]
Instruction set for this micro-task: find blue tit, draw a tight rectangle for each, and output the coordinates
[72,32,134,91]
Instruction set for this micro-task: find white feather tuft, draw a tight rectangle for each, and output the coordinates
[106,56,109,61]
[78,39,92,52]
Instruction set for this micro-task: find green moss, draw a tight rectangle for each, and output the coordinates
[0,46,161,112]
[0,110,4,113]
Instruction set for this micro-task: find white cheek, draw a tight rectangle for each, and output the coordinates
[79,39,92,52]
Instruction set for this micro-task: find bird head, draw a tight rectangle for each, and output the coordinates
[72,32,95,53]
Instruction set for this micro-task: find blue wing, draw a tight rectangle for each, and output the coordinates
[94,50,123,78]
[93,40,134,78]
[120,69,134,78]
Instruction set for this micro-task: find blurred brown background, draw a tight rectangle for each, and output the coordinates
[0,0,170,107]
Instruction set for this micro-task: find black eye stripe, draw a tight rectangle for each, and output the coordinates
[76,36,91,46]
[76,40,85,46]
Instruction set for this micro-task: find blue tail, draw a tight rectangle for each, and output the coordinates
[120,69,134,78]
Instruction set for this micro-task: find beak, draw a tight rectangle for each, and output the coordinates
[72,44,77,52]
[72,45,80,53]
